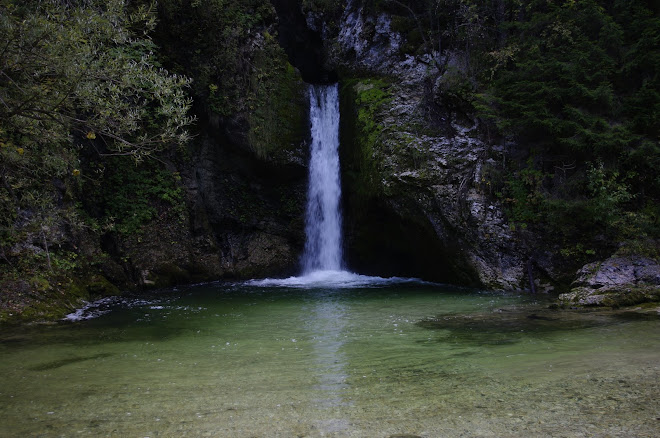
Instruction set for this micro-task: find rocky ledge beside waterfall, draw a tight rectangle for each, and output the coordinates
[320,1,537,289]
[310,0,660,301]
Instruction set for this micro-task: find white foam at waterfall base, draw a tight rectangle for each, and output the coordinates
[246,270,425,289]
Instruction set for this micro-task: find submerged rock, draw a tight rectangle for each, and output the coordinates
[419,302,660,348]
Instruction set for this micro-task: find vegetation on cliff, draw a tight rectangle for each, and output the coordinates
[2,0,659,320]
[1,0,308,322]
[477,1,660,255]
[350,0,660,268]
[0,0,195,321]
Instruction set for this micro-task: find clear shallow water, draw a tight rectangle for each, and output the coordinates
[1,279,659,437]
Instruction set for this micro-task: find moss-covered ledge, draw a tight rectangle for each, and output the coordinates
[0,274,120,325]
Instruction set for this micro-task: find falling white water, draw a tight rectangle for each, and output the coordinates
[245,84,426,288]
[302,84,343,273]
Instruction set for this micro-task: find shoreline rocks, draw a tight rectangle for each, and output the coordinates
[559,255,660,307]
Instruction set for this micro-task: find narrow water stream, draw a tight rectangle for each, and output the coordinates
[1,283,659,437]
[303,83,343,273]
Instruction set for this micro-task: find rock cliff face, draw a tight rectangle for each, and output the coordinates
[134,0,529,289]
[310,0,528,287]
[135,0,313,283]
[78,0,547,293]
[182,115,308,280]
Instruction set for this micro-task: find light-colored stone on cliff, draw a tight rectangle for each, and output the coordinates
[573,257,660,289]
[331,0,527,289]
[337,0,402,73]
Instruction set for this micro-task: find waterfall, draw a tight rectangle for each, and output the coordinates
[247,84,418,287]
[302,84,343,273]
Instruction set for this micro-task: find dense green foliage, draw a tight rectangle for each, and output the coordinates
[477,0,660,248]
[0,0,195,318]
[0,0,194,161]
[382,0,660,250]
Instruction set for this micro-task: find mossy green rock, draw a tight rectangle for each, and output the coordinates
[246,36,308,164]
[85,275,121,297]
[338,71,523,286]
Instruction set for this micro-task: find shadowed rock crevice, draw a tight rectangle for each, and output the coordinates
[270,0,337,83]
[343,200,480,285]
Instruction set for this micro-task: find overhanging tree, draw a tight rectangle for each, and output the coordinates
[0,0,195,164]
[0,0,195,271]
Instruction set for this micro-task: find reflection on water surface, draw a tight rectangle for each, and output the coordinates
[1,281,659,437]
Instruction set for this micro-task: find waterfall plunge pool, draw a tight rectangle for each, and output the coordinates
[1,280,659,437]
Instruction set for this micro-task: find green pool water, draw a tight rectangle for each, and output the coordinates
[1,280,659,437]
